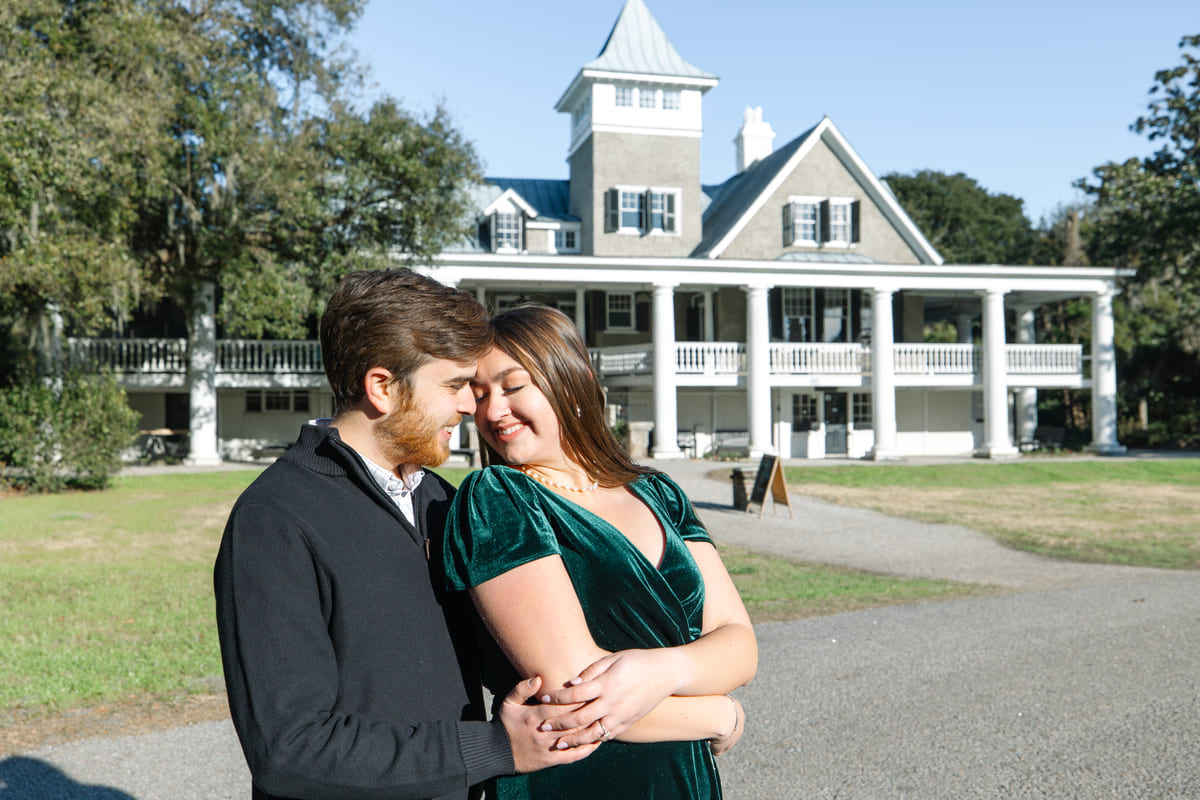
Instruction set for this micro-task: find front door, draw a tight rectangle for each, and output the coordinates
[824,391,848,455]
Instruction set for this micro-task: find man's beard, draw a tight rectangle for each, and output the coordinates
[374,393,460,469]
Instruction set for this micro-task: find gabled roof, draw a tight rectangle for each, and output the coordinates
[477,178,576,222]
[695,116,943,265]
[585,0,716,81]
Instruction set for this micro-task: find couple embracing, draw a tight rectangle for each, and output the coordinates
[214,269,757,800]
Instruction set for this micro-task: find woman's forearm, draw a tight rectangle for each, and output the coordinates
[616,694,739,744]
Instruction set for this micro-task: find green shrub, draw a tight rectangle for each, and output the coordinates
[0,370,139,492]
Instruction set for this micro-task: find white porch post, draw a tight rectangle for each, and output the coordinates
[575,287,587,339]
[1014,305,1038,447]
[185,280,221,466]
[978,288,1018,458]
[703,290,715,341]
[651,283,682,459]
[869,288,899,459]
[744,284,772,457]
[475,286,486,307]
[1089,289,1126,455]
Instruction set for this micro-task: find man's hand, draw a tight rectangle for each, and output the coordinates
[498,676,600,773]
[534,649,684,746]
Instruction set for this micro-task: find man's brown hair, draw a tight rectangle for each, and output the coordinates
[320,270,492,414]
[481,304,653,487]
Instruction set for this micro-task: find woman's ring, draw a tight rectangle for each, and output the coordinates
[598,720,611,740]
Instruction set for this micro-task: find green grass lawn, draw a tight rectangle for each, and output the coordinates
[1,458,1195,719]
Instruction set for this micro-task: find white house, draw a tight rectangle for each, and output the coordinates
[71,0,1127,463]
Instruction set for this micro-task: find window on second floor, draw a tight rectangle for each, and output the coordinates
[662,89,681,110]
[606,188,680,235]
[784,197,860,247]
[615,86,634,107]
[553,228,579,253]
[606,292,635,331]
[639,88,656,108]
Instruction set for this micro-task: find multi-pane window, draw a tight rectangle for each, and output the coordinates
[606,292,634,330]
[494,212,521,251]
[852,393,872,426]
[785,197,859,246]
[823,289,849,343]
[639,88,656,108]
[615,86,633,107]
[246,390,309,414]
[662,89,680,110]
[554,229,578,252]
[782,287,813,342]
[827,201,852,244]
[648,191,676,232]
[793,394,818,430]
[619,191,644,230]
[792,202,819,243]
[608,188,680,234]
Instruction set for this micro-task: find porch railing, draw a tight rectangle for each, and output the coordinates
[1007,344,1083,374]
[893,343,976,374]
[68,337,188,373]
[68,338,324,374]
[770,343,866,374]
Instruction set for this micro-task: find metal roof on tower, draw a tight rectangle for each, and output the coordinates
[584,0,715,80]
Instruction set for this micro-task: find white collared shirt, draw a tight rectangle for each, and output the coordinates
[360,455,425,526]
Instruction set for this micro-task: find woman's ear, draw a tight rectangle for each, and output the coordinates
[362,367,396,416]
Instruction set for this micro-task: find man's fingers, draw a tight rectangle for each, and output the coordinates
[538,682,603,706]
[502,675,542,707]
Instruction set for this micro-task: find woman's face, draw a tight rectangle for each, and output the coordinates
[471,346,563,466]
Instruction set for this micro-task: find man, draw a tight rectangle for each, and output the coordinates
[214,270,596,800]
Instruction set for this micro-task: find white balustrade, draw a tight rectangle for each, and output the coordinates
[893,344,977,374]
[1006,344,1082,374]
[68,337,188,372]
[217,340,324,373]
[769,343,866,374]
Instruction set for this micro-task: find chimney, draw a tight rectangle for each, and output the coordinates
[735,106,775,173]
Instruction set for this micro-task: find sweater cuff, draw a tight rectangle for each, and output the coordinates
[457,720,515,787]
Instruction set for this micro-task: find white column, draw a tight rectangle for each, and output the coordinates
[869,288,899,459]
[703,290,715,341]
[185,280,222,466]
[1089,289,1126,455]
[978,289,1018,459]
[955,311,974,344]
[1014,305,1038,447]
[475,286,486,308]
[575,287,586,339]
[651,283,682,459]
[744,285,772,457]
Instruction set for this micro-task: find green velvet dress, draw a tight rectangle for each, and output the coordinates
[441,466,722,800]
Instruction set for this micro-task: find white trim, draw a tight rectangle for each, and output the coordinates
[706,117,943,265]
[482,188,538,218]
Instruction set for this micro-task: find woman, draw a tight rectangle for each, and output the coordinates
[440,304,757,798]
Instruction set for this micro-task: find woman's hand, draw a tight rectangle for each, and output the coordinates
[709,696,745,757]
[536,648,686,743]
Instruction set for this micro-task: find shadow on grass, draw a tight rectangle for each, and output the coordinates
[0,756,135,798]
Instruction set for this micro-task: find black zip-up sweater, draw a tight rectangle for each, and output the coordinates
[214,423,513,800]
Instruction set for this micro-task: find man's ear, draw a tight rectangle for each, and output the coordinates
[362,367,396,416]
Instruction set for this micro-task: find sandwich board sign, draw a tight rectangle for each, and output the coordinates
[745,454,793,518]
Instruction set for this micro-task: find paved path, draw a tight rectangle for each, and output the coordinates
[4,457,1198,799]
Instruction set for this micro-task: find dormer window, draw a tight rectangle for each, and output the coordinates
[553,227,580,253]
[784,196,860,247]
[494,212,522,252]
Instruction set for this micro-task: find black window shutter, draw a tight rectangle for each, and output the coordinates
[819,200,830,244]
[769,288,783,340]
[641,189,651,234]
[782,203,793,246]
[851,200,861,243]
[636,295,650,331]
[605,190,618,232]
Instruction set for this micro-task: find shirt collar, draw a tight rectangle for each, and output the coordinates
[361,456,425,498]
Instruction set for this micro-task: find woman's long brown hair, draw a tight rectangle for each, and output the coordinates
[479,304,655,487]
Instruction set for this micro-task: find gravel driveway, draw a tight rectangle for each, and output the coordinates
[4,457,1197,799]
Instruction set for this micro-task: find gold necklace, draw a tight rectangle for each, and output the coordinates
[517,465,599,493]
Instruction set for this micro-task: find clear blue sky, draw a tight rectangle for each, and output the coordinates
[347,0,1196,225]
